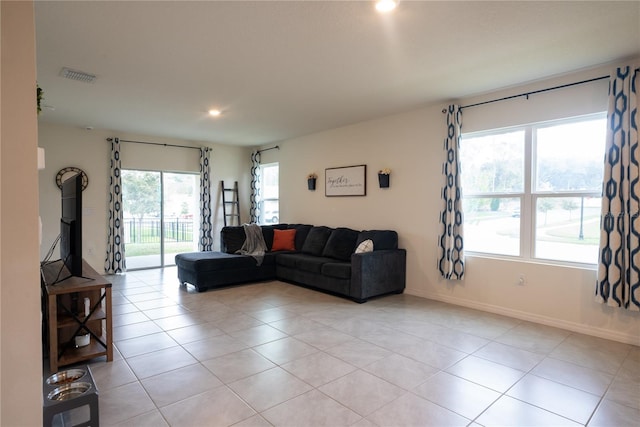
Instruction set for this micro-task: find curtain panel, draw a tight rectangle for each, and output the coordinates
[596,66,640,310]
[438,105,465,280]
[104,137,126,274]
[249,150,261,224]
[199,147,214,251]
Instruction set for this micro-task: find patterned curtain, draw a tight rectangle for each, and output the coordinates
[199,147,214,251]
[596,66,640,311]
[438,105,465,280]
[249,150,261,224]
[104,137,126,274]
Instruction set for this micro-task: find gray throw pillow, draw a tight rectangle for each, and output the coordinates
[356,230,398,250]
[355,239,374,254]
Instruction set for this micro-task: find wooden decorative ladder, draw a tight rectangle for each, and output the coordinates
[221,180,241,226]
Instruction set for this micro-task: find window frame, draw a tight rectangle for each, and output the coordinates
[461,112,606,267]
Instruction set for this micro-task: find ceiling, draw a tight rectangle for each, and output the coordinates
[35,1,640,146]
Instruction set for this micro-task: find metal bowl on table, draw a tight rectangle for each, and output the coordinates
[47,382,92,401]
[45,368,87,386]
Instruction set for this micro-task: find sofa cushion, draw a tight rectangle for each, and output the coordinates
[322,227,359,261]
[301,226,333,256]
[275,253,334,274]
[272,229,296,251]
[275,253,298,269]
[261,252,278,267]
[356,230,398,250]
[296,255,335,274]
[288,224,313,250]
[321,262,351,279]
[176,251,268,271]
[355,239,374,254]
[221,226,246,254]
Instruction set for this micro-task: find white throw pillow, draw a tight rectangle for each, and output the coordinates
[355,239,374,254]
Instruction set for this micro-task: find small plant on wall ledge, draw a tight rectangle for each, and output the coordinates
[378,168,391,188]
[37,84,44,115]
[307,173,317,191]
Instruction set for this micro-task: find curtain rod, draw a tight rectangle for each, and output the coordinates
[106,138,202,151]
[443,75,610,113]
[257,145,279,154]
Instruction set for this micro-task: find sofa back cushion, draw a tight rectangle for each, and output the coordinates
[288,224,313,250]
[221,224,289,253]
[322,227,360,261]
[301,226,333,256]
[221,226,246,253]
[356,230,398,250]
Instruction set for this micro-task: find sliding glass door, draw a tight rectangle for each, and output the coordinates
[122,170,199,270]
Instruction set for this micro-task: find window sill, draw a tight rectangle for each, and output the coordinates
[465,252,598,272]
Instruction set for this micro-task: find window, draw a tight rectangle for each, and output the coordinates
[259,163,279,224]
[460,113,606,265]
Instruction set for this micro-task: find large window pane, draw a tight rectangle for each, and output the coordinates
[460,130,525,194]
[535,117,606,192]
[122,170,162,269]
[463,197,521,256]
[534,196,600,264]
[260,163,279,224]
[163,173,199,266]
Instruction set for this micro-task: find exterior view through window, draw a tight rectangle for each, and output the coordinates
[260,163,279,224]
[460,113,606,265]
[122,170,200,269]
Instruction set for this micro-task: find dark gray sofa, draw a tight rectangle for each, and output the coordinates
[175,224,406,303]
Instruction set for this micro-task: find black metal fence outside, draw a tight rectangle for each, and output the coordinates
[124,217,194,243]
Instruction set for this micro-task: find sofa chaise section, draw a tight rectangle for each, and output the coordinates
[175,251,277,292]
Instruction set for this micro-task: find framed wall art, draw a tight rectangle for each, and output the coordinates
[325,164,366,197]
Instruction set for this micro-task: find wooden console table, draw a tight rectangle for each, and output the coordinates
[41,259,113,373]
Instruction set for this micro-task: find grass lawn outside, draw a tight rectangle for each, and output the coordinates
[125,241,196,257]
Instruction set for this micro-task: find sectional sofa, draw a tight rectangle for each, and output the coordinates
[175,224,406,303]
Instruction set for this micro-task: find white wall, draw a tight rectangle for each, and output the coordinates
[38,123,252,271]
[38,61,640,349]
[268,61,640,345]
[0,1,43,425]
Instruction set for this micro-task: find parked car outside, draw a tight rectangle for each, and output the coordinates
[263,210,279,224]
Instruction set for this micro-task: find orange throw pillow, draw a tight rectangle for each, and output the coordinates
[271,229,297,251]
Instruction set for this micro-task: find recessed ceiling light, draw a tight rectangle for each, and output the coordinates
[208,109,221,117]
[375,0,398,13]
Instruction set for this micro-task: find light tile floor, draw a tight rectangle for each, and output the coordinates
[58,267,639,426]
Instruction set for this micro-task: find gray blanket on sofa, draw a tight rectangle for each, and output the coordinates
[236,223,267,265]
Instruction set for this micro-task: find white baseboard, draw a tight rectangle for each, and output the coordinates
[405,287,640,346]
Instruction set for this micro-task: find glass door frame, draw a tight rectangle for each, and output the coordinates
[122,169,199,270]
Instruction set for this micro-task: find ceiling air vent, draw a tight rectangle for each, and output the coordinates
[60,67,96,83]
